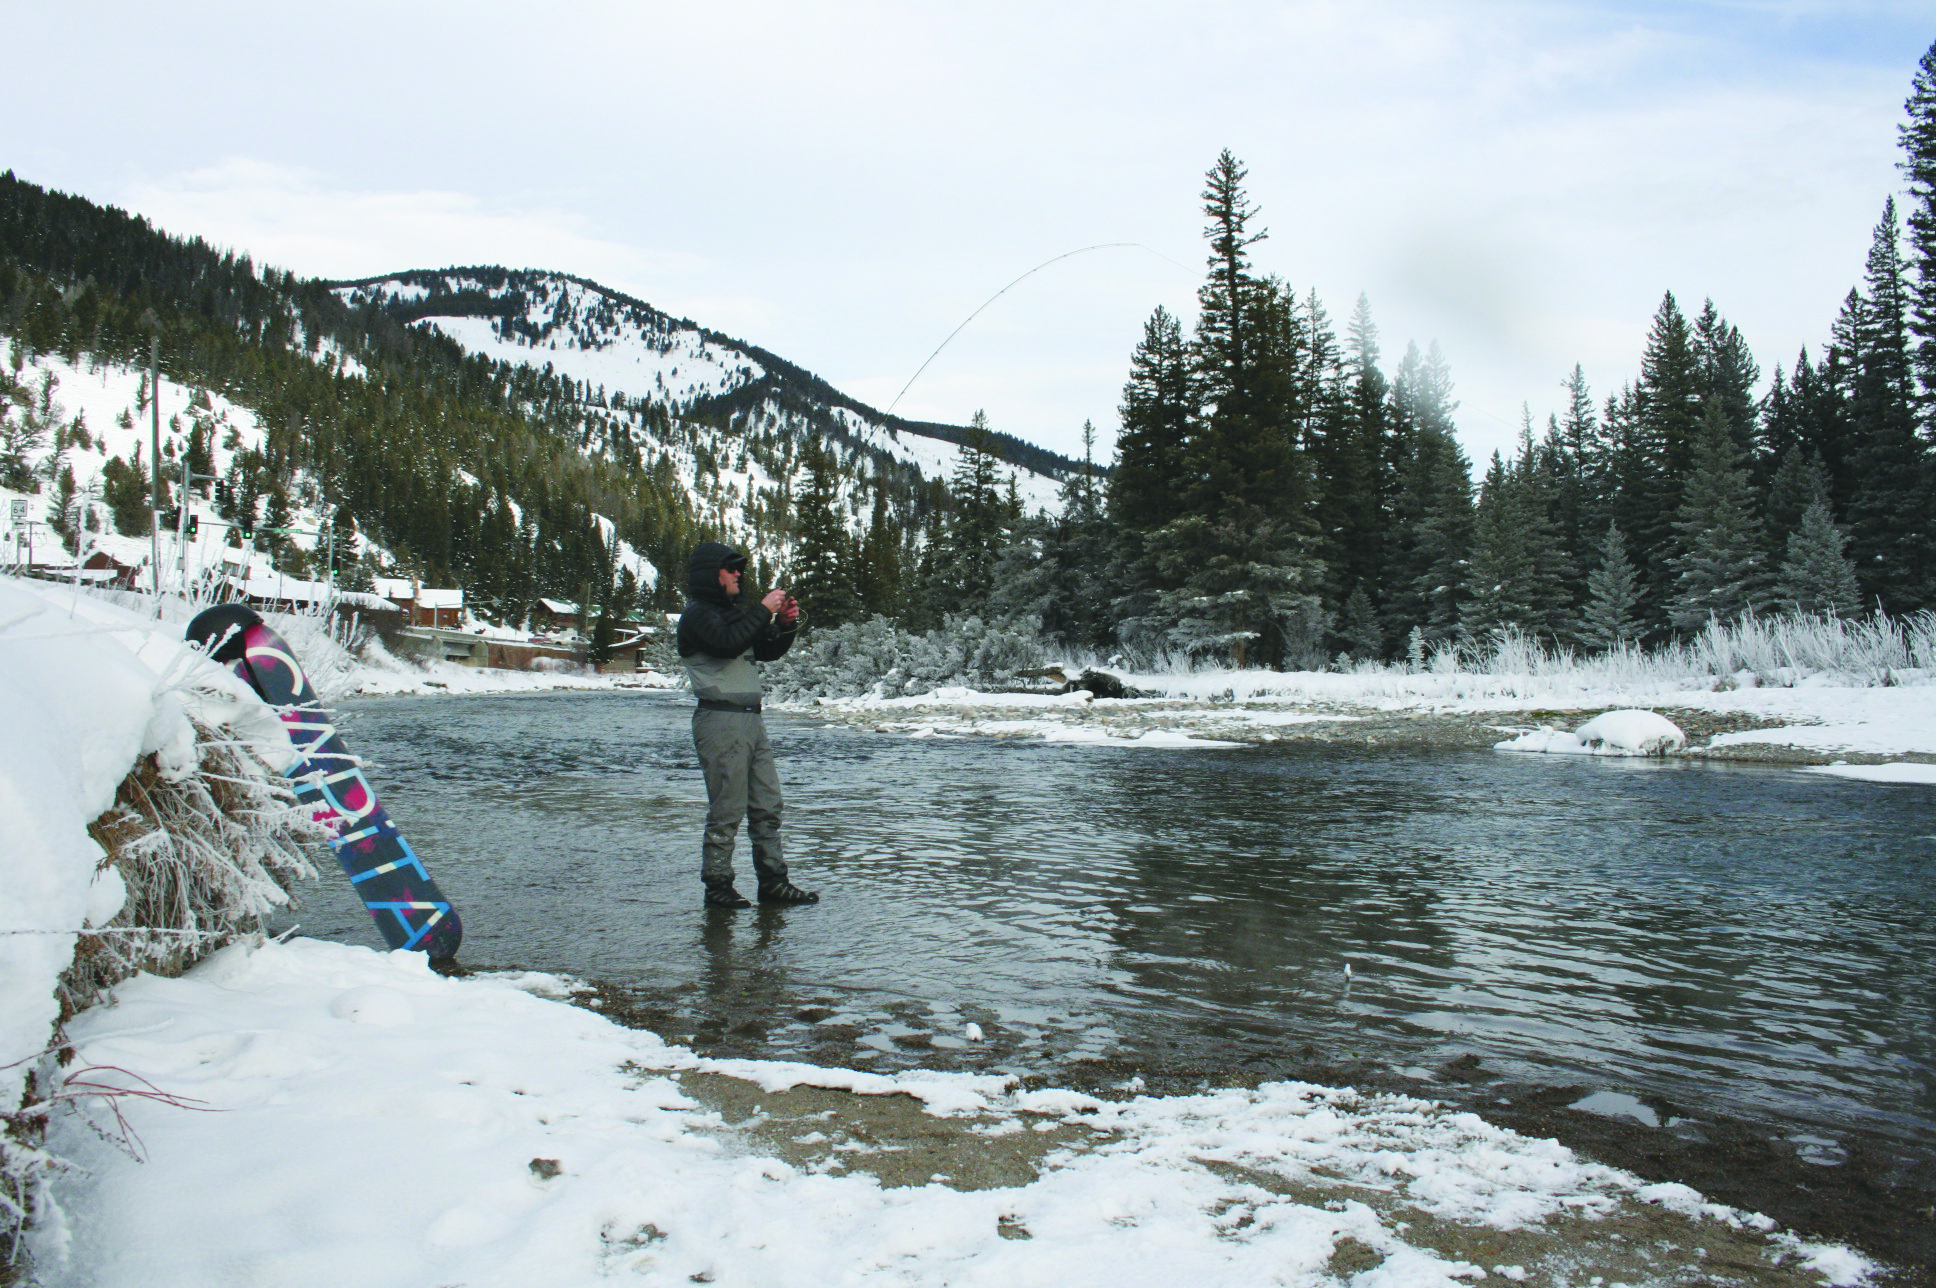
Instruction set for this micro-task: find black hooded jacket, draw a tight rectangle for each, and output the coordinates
[677,543,794,704]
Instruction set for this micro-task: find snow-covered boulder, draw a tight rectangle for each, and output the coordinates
[1495,709,1686,758]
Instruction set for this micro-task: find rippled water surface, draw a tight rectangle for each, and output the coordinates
[296,690,1936,1171]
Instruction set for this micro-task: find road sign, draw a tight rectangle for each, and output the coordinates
[8,499,24,524]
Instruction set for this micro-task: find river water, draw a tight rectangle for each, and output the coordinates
[294,690,1935,1183]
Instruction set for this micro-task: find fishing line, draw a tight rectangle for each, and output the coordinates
[884,242,1194,418]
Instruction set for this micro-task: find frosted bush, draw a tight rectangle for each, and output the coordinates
[767,614,1050,700]
[5,644,324,1275]
[63,708,323,1011]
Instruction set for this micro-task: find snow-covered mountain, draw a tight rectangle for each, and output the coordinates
[341,271,760,411]
[334,268,1074,512]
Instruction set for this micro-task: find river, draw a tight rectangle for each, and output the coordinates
[289,689,1935,1196]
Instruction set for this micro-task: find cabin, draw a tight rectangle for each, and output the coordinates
[531,598,583,636]
[373,577,465,629]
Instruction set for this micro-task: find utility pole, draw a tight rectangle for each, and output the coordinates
[179,455,217,594]
[70,481,100,592]
[6,499,25,573]
[149,335,163,596]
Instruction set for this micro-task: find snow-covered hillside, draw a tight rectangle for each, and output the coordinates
[0,348,659,602]
[337,269,1067,517]
[340,272,762,410]
[0,353,279,587]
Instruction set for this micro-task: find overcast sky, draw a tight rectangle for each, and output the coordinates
[4,2,1931,464]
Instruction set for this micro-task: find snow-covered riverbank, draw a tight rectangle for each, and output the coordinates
[0,574,1894,1283]
[33,937,1871,1288]
[798,674,1936,774]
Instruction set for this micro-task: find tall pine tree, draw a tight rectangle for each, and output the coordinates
[1842,197,1933,610]
[789,437,857,627]
[1665,402,1769,629]
[1899,38,1936,421]
[1383,342,1472,645]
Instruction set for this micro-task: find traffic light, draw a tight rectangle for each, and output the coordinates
[162,506,180,528]
[213,480,230,507]
[239,515,254,540]
[185,514,200,539]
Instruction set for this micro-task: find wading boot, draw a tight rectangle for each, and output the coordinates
[704,881,752,909]
[757,878,820,905]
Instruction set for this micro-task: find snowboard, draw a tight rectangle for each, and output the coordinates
[186,604,463,961]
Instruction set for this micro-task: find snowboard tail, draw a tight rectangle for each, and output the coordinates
[187,605,462,960]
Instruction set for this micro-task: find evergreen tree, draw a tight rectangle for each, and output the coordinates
[1629,293,1703,607]
[1116,153,1325,667]
[1692,299,1760,456]
[1109,307,1195,533]
[1665,402,1769,629]
[1548,365,1600,600]
[1038,421,1114,650]
[1335,583,1381,662]
[1184,153,1312,525]
[1842,197,1933,611]
[1900,38,1936,419]
[1134,509,1325,668]
[1195,150,1270,409]
[1312,294,1390,624]
[0,365,46,492]
[789,438,857,627]
[328,501,358,581]
[987,509,1058,627]
[1463,425,1572,642]
[853,481,904,619]
[1383,342,1472,644]
[45,461,77,552]
[613,567,640,623]
[933,411,1006,614]
[1763,445,1832,548]
[101,452,151,535]
[1775,501,1861,616]
[1764,346,1857,515]
[1579,523,1641,651]
[185,418,213,485]
[262,484,293,564]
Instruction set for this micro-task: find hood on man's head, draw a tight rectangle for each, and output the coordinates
[687,541,749,602]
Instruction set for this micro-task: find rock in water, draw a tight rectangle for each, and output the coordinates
[1494,709,1686,757]
[1574,710,1686,756]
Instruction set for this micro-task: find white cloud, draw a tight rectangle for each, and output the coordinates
[3,1,1920,462]
[116,160,792,339]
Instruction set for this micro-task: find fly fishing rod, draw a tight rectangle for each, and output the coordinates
[883,242,1193,419]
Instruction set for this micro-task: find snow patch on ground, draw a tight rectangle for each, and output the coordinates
[1803,761,1936,785]
[31,938,1874,1288]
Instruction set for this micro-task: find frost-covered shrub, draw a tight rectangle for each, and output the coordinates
[4,673,323,1275]
[62,713,322,1012]
[767,614,1051,700]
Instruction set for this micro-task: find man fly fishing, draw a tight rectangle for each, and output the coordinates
[676,540,820,909]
